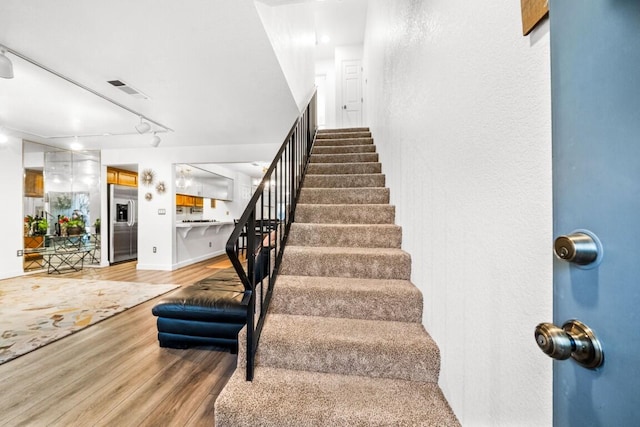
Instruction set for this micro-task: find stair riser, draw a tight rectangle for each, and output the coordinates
[255,343,439,383]
[314,137,374,147]
[253,316,440,383]
[317,132,371,139]
[310,153,378,163]
[288,224,401,248]
[295,204,395,224]
[303,174,385,188]
[306,162,381,175]
[270,279,422,322]
[312,145,376,155]
[299,188,389,204]
[317,127,369,134]
[214,367,460,427]
[280,251,411,280]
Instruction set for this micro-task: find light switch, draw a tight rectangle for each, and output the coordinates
[158,209,166,215]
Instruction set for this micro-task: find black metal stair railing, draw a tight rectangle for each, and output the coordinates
[225,90,317,381]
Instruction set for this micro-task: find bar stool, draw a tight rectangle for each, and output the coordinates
[234,220,248,257]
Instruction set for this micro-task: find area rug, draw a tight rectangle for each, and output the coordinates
[0,276,179,365]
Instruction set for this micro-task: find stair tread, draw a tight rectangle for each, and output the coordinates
[310,153,378,163]
[312,145,376,154]
[317,127,369,133]
[317,132,372,139]
[283,245,408,255]
[272,275,422,322]
[262,313,434,348]
[295,204,395,224]
[214,366,460,427]
[276,274,419,292]
[314,137,374,147]
[306,162,382,174]
[299,187,390,204]
[256,313,440,382]
[280,246,411,280]
[288,223,402,248]
[303,173,386,188]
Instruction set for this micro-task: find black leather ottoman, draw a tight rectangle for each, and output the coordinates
[151,269,248,353]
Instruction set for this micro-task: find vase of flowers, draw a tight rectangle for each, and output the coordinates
[66,219,85,236]
[25,215,48,236]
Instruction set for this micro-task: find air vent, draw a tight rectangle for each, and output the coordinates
[107,79,149,99]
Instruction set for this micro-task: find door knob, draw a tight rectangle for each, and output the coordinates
[553,231,601,266]
[535,319,603,369]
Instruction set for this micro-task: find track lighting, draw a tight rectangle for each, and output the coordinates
[135,116,151,134]
[0,47,14,79]
[150,132,161,147]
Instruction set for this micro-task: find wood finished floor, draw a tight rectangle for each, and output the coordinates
[0,257,238,427]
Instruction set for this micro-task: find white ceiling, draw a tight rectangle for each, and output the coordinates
[0,0,367,171]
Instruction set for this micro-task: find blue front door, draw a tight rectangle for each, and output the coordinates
[550,1,640,425]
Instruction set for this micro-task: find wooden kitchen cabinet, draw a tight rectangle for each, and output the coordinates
[24,169,44,197]
[176,194,198,207]
[107,167,138,187]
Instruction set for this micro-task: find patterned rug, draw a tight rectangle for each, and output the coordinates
[0,276,179,365]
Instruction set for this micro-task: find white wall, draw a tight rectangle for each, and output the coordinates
[315,59,337,129]
[363,1,552,426]
[255,0,316,111]
[0,136,27,279]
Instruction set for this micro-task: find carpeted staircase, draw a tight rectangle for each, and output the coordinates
[214,128,460,426]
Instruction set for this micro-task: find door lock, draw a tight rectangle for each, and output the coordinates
[553,231,601,266]
[535,320,603,369]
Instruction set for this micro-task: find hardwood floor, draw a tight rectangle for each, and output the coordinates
[0,257,238,426]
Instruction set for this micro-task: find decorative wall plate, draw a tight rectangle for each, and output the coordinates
[145,192,153,201]
[141,169,155,186]
[156,181,166,194]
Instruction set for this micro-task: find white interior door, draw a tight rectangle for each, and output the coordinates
[341,60,362,128]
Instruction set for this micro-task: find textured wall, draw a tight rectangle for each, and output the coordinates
[363,1,552,425]
[255,1,316,112]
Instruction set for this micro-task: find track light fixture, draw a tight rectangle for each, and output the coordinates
[0,46,14,79]
[0,126,8,143]
[135,116,151,134]
[150,132,161,147]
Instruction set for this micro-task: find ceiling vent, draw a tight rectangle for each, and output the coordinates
[107,79,149,99]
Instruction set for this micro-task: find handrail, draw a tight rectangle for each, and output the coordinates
[225,89,317,381]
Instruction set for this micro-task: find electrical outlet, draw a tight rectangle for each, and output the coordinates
[209,242,212,247]
[17,249,23,257]
[153,246,157,253]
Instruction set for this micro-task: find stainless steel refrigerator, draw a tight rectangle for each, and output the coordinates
[109,184,138,263]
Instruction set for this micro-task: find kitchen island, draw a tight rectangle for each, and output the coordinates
[175,220,235,268]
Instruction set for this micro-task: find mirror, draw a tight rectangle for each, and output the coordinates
[23,140,102,271]
[175,163,234,201]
